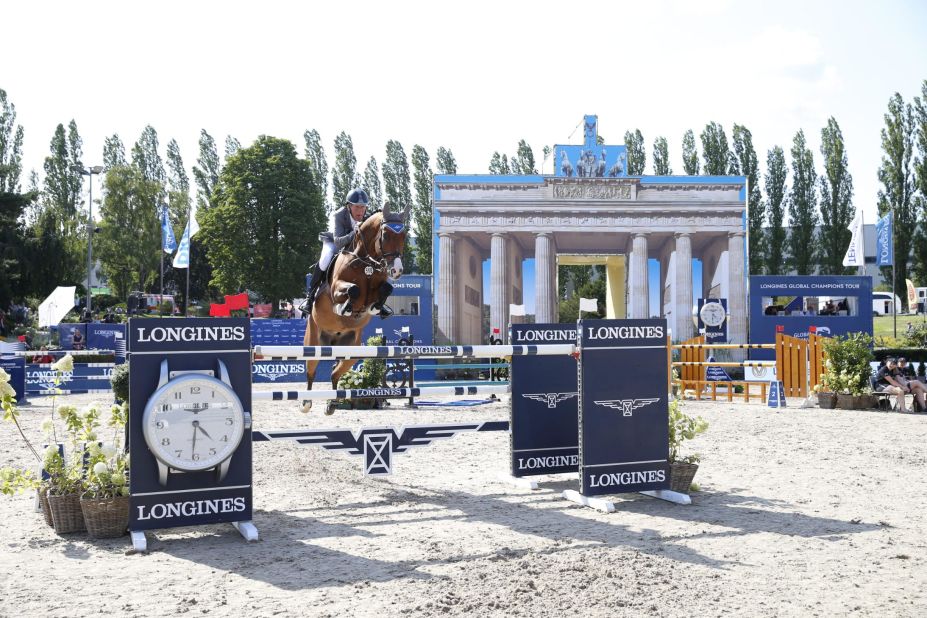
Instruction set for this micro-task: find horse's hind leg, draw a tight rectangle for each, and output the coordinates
[301,316,321,413]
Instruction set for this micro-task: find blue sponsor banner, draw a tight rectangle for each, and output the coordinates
[697,298,728,344]
[252,360,307,383]
[749,276,873,360]
[87,323,126,355]
[59,323,88,350]
[1,355,26,403]
[26,363,114,392]
[129,318,252,532]
[510,323,579,477]
[876,213,893,267]
[577,319,669,496]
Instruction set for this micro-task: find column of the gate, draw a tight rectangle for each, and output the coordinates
[679,335,706,385]
[776,333,809,397]
[807,333,827,393]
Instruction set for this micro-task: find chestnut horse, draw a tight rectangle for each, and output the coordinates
[302,202,409,414]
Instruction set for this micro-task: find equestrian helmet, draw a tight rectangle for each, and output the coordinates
[345,188,370,207]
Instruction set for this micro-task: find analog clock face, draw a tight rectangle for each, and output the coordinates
[143,374,245,473]
[699,302,726,327]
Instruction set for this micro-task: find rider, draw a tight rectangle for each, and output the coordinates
[304,188,394,318]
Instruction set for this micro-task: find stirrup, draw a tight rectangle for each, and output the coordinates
[376,304,393,319]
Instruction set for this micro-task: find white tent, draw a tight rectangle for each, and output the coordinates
[38,286,77,327]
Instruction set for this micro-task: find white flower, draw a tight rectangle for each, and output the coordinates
[0,367,10,383]
[40,420,55,435]
[101,445,117,458]
[92,462,108,476]
[87,442,102,456]
[110,473,126,486]
[0,381,15,399]
[52,354,74,373]
[43,445,60,464]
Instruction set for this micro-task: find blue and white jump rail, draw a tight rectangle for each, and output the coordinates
[8,349,116,356]
[253,384,510,401]
[253,344,576,360]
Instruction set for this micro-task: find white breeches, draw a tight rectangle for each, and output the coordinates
[319,239,336,270]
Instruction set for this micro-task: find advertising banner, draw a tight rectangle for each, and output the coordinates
[577,319,669,496]
[697,298,728,343]
[128,318,252,532]
[510,323,579,477]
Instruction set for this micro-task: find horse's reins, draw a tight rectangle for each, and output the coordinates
[344,216,400,277]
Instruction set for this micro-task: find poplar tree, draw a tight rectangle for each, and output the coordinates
[652,136,671,175]
[682,129,699,175]
[765,146,788,275]
[877,93,918,308]
[363,156,382,211]
[488,152,510,174]
[102,134,126,170]
[732,124,763,274]
[411,144,433,273]
[225,136,241,160]
[132,125,165,187]
[332,131,357,209]
[382,139,413,268]
[817,118,855,275]
[787,130,819,274]
[0,89,24,193]
[42,122,84,244]
[511,140,537,174]
[700,122,734,175]
[912,81,927,286]
[303,129,329,213]
[192,129,220,212]
[436,146,457,174]
[165,139,190,224]
[624,129,645,175]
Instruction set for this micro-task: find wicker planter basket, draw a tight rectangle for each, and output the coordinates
[836,393,856,409]
[38,487,54,528]
[817,392,837,409]
[46,493,86,534]
[80,495,130,539]
[669,461,699,494]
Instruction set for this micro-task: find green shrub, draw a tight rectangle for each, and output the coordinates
[821,332,873,396]
[110,361,130,402]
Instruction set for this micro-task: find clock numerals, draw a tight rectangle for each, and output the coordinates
[175,450,183,457]
[220,435,228,442]
[190,386,201,395]
[161,437,170,446]
[174,391,183,400]
[156,420,164,429]
[209,448,216,456]
[225,417,234,425]
[192,453,200,462]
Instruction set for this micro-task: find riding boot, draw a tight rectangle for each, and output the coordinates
[372,282,394,319]
[302,264,325,313]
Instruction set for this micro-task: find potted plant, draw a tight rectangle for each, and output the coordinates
[821,333,874,409]
[336,335,387,409]
[667,397,708,493]
[0,368,41,508]
[813,373,838,409]
[80,403,130,538]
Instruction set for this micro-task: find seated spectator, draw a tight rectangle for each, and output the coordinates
[71,328,85,350]
[894,357,926,411]
[32,346,54,364]
[875,358,911,413]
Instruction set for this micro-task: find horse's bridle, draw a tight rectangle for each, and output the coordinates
[345,217,403,277]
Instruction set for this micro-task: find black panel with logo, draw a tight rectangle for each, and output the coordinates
[577,318,669,496]
[128,318,252,531]
[510,323,579,476]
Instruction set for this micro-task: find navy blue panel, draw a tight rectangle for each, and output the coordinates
[510,323,579,477]
[578,319,669,496]
[252,360,306,383]
[1,356,26,403]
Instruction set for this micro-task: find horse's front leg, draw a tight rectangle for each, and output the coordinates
[301,317,321,413]
[327,358,359,415]
[331,281,360,316]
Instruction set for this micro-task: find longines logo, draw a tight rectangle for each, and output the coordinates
[252,362,306,382]
[395,346,453,355]
[522,392,578,409]
[513,329,577,342]
[136,497,247,521]
[588,469,665,488]
[586,326,664,340]
[594,397,660,417]
[136,326,247,343]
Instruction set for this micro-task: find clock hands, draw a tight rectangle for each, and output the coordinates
[195,423,213,440]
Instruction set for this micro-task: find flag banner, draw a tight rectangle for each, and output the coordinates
[509,303,526,316]
[579,297,598,313]
[876,213,893,267]
[161,206,177,253]
[842,210,864,267]
[906,279,917,308]
[172,212,199,268]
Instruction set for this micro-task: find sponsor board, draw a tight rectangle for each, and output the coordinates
[251,360,307,383]
[577,318,669,496]
[510,323,579,477]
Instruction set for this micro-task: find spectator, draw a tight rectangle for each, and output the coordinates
[875,358,910,413]
[71,328,85,350]
[33,346,54,364]
[895,357,926,412]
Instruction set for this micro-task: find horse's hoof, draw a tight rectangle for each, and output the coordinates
[325,401,336,416]
[301,400,312,413]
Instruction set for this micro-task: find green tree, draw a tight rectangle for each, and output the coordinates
[732,124,764,274]
[41,121,84,284]
[95,166,162,299]
[878,93,918,309]
[436,146,457,174]
[165,139,190,224]
[225,136,240,160]
[652,136,671,175]
[411,144,433,273]
[817,117,855,275]
[102,134,126,170]
[787,130,819,275]
[765,146,788,275]
[624,129,645,175]
[558,272,606,323]
[132,125,165,187]
[303,129,329,213]
[682,129,699,175]
[383,140,413,268]
[912,81,927,286]
[0,191,36,306]
[200,136,326,305]
[363,156,382,211]
[510,140,537,174]
[488,151,510,174]
[331,131,357,210]
[700,122,734,175]
[0,89,24,193]
[192,129,220,212]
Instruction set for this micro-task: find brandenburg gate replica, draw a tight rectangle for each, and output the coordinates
[433,115,747,345]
